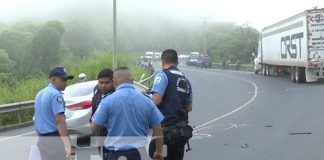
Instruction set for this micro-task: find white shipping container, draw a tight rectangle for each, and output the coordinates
[254,8,324,83]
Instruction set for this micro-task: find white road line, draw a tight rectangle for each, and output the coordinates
[0,131,36,141]
[224,123,249,130]
[192,133,212,140]
[192,127,210,132]
[182,68,258,132]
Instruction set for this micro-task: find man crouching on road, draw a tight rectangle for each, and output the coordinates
[34,67,75,160]
[91,67,165,160]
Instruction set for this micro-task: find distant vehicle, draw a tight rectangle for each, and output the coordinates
[187,52,199,66]
[144,51,154,62]
[63,80,148,136]
[154,52,162,60]
[254,8,324,83]
[197,54,212,68]
[178,54,190,66]
[178,54,190,59]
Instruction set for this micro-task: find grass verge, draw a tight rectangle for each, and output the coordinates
[0,53,152,127]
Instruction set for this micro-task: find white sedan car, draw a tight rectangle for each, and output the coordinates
[63,80,148,136]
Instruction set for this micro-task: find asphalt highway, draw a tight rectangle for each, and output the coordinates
[2,66,324,160]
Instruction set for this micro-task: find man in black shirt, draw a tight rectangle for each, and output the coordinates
[90,68,115,156]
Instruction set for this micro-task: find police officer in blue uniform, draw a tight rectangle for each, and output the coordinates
[151,49,193,160]
[34,67,75,160]
[91,67,164,160]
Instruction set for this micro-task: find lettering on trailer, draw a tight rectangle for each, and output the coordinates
[309,14,324,23]
[280,32,304,59]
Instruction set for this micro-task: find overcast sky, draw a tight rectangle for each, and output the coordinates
[0,0,322,30]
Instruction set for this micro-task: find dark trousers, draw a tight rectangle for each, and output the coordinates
[37,131,67,160]
[149,139,185,160]
[166,144,185,160]
[103,147,150,160]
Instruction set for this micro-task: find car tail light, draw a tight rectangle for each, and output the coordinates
[67,100,92,110]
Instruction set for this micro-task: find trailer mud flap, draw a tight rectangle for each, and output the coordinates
[305,68,318,82]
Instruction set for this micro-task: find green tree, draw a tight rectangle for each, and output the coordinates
[0,49,15,72]
[30,21,65,73]
[0,30,34,78]
[205,23,259,63]
[11,21,39,34]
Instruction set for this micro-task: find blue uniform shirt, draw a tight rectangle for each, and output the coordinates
[152,71,193,102]
[92,83,164,151]
[34,83,65,134]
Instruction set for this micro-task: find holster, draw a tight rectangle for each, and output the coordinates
[162,122,193,146]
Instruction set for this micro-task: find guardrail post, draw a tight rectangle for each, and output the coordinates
[16,110,22,124]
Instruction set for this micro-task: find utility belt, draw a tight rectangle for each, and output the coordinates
[38,130,60,136]
[162,121,193,146]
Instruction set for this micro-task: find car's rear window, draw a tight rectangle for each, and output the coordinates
[63,83,96,98]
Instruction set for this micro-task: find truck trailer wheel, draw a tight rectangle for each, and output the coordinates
[295,67,306,83]
[290,67,296,82]
[262,64,267,76]
[266,65,271,76]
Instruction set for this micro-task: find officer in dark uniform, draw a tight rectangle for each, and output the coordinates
[89,68,115,156]
[34,67,75,160]
[151,49,193,160]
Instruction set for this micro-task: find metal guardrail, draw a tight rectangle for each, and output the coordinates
[133,81,149,90]
[136,62,157,85]
[0,65,156,131]
[139,69,157,84]
[0,101,35,131]
[0,100,34,113]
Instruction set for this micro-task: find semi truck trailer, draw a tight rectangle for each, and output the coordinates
[254,8,324,83]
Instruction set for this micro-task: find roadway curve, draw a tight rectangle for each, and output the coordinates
[2,66,324,160]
